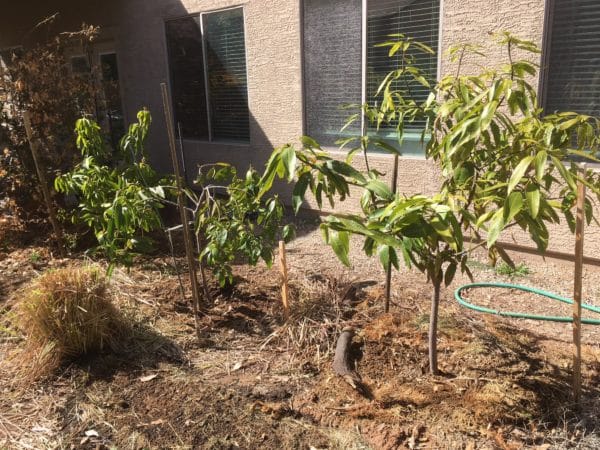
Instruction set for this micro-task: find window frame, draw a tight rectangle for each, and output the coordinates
[300,0,444,159]
[163,5,251,146]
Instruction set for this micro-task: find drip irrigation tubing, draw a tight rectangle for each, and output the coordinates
[454,282,600,325]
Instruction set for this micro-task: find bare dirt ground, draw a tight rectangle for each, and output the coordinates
[2,219,600,449]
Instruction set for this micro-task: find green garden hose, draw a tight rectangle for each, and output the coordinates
[454,282,600,325]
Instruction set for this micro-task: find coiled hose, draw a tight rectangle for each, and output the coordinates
[454,282,600,325]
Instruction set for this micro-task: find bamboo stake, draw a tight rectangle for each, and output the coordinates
[279,240,290,319]
[160,83,202,339]
[572,164,586,407]
[22,111,65,257]
[384,153,399,313]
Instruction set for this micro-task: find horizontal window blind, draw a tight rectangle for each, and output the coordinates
[203,8,250,142]
[367,0,440,134]
[303,0,439,152]
[303,0,362,146]
[165,17,209,140]
[546,0,600,116]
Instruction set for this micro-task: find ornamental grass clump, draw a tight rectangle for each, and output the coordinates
[19,266,127,378]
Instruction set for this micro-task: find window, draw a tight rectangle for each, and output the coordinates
[99,53,125,147]
[70,55,91,74]
[544,0,600,116]
[166,7,250,142]
[303,0,440,155]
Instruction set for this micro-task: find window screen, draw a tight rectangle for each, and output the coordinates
[367,0,439,131]
[545,0,600,116]
[303,0,363,146]
[203,8,250,142]
[165,17,209,140]
[303,0,440,153]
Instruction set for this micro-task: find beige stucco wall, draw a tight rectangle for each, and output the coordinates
[3,0,599,260]
[109,0,304,182]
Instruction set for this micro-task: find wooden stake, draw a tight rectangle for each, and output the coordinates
[384,153,399,313]
[279,240,290,319]
[572,164,586,407]
[161,83,202,339]
[22,111,65,257]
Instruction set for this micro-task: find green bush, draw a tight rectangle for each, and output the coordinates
[55,110,167,271]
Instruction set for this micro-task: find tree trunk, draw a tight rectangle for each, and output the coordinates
[428,276,441,375]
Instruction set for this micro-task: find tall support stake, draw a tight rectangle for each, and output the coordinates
[384,153,399,313]
[279,240,290,320]
[161,83,202,339]
[23,111,64,257]
[572,164,586,408]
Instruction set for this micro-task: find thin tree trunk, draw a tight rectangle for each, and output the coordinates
[429,276,441,375]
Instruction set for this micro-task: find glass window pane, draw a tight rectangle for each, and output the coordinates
[367,0,440,156]
[100,53,125,147]
[303,0,362,146]
[203,8,250,142]
[546,0,600,116]
[165,17,209,140]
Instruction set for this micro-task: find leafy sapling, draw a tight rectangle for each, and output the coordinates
[55,110,168,273]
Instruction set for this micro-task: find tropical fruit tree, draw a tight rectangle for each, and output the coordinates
[261,32,600,374]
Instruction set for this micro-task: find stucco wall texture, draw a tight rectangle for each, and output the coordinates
[3,0,600,260]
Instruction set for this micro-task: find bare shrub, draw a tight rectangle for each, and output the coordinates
[0,20,101,224]
[18,265,128,378]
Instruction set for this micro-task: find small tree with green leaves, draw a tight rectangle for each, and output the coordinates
[262,32,600,375]
[55,110,166,271]
[182,162,294,297]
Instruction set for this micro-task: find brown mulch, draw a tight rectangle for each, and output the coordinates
[1,219,600,449]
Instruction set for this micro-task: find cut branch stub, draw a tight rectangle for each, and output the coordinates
[332,327,372,399]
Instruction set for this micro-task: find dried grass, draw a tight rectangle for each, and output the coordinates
[264,273,360,365]
[16,265,128,379]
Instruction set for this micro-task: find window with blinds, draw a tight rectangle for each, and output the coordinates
[545,0,600,116]
[303,0,440,154]
[203,8,250,141]
[303,0,362,146]
[165,8,249,142]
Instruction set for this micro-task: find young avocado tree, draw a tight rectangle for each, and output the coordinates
[262,33,600,375]
[57,111,293,294]
[55,110,167,272]
[183,162,295,296]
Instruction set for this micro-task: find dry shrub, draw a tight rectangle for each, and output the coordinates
[18,265,127,378]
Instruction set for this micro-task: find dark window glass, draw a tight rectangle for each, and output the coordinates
[203,8,250,142]
[100,53,125,147]
[367,0,439,129]
[303,0,439,154]
[303,0,362,146]
[70,55,91,74]
[165,16,209,139]
[545,0,600,116]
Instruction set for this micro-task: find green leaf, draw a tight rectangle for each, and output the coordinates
[507,156,533,194]
[282,224,296,242]
[378,245,399,271]
[534,150,547,181]
[281,145,297,181]
[504,191,523,223]
[366,179,393,200]
[328,229,351,267]
[444,262,457,286]
[292,172,310,213]
[326,160,367,184]
[525,184,540,219]
[487,209,505,247]
[301,135,321,149]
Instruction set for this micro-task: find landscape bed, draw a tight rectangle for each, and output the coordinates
[2,224,600,450]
